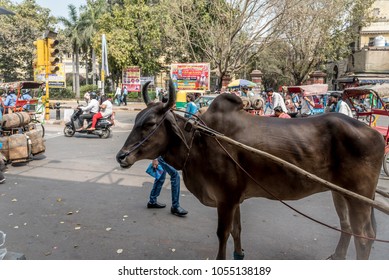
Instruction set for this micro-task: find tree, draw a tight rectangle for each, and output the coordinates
[162,0,295,89]
[262,0,375,85]
[96,0,167,87]
[0,0,56,82]
[79,0,108,86]
[58,5,83,98]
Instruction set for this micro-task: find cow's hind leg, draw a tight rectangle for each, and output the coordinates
[348,200,376,260]
[329,192,352,260]
[231,205,244,260]
[216,202,237,260]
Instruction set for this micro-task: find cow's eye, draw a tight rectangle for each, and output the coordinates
[143,122,156,128]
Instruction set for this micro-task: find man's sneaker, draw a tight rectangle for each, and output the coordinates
[147,202,166,209]
[171,206,188,217]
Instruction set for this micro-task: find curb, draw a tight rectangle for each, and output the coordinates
[44,120,65,125]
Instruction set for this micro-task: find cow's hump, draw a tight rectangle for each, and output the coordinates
[207,94,243,113]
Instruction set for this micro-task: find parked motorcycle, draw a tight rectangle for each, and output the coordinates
[63,107,114,139]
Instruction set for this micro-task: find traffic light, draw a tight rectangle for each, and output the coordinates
[33,39,45,67]
[45,38,60,73]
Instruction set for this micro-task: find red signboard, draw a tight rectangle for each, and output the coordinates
[122,66,141,92]
[171,63,210,90]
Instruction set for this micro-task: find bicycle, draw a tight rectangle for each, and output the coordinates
[23,112,45,138]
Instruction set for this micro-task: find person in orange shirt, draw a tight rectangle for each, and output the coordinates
[274,106,291,118]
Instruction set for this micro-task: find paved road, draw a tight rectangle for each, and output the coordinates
[1,107,389,260]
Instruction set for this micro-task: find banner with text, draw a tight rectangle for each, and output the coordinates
[170,63,210,90]
[140,76,154,86]
[123,66,141,92]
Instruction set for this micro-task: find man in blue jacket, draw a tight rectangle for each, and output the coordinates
[4,86,17,113]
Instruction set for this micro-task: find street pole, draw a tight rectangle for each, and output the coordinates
[41,30,59,121]
[42,38,50,120]
[44,38,50,121]
[101,69,105,95]
[101,34,109,96]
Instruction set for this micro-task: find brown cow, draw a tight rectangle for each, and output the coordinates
[116,81,384,260]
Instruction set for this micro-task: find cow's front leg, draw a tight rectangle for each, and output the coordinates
[231,205,244,260]
[216,202,237,260]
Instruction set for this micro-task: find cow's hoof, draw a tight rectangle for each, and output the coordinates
[233,250,245,260]
[326,254,345,260]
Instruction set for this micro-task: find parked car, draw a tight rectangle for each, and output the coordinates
[194,94,218,109]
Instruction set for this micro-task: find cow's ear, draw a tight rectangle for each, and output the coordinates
[166,112,188,146]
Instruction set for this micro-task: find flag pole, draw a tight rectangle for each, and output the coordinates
[101,34,105,95]
[101,34,109,96]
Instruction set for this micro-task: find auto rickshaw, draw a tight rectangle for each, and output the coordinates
[0,81,42,113]
[343,84,389,176]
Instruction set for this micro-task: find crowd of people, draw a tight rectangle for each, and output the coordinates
[217,86,354,118]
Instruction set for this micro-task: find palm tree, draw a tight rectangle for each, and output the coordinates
[79,0,108,86]
[58,5,83,98]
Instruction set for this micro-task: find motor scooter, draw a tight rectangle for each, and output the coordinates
[63,107,114,139]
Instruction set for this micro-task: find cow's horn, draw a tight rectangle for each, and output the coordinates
[142,81,152,105]
[163,79,176,110]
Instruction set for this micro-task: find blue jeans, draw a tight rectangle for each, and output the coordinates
[149,157,180,208]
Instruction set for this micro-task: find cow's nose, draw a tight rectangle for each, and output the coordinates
[116,151,127,163]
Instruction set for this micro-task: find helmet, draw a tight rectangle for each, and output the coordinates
[90,92,97,99]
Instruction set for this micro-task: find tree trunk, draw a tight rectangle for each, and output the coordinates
[72,53,76,93]
[75,47,80,99]
[85,54,89,86]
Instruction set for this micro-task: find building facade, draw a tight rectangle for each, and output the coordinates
[327,0,389,89]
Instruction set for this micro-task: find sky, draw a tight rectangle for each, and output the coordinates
[13,0,85,18]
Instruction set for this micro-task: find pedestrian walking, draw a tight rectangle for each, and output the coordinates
[146,157,188,217]
[122,86,128,106]
[114,86,122,106]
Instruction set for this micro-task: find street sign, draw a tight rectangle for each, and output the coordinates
[34,63,66,88]
[48,63,66,88]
